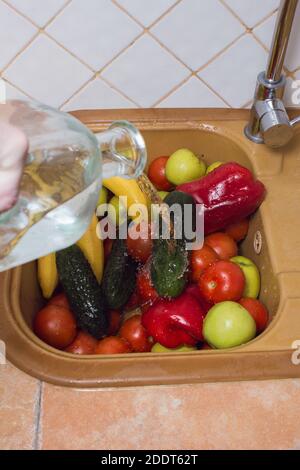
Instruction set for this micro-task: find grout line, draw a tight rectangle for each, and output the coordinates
[153,73,230,108]
[196,75,232,108]
[0,0,294,110]
[195,31,246,75]
[153,72,193,107]
[148,30,194,71]
[59,74,139,110]
[0,0,73,76]
[98,75,141,108]
[242,99,252,109]
[220,0,279,31]
[219,0,251,29]
[109,0,194,73]
[97,30,145,75]
[1,0,73,29]
[1,30,40,75]
[43,0,74,29]
[59,73,98,109]
[292,66,300,75]
[113,0,244,76]
[112,0,184,30]
[0,0,74,75]
[251,31,271,53]
[1,77,34,99]
[251,9,278,31]
[63,0,237,111]
[43,31,96,72]
[33,381,43,450]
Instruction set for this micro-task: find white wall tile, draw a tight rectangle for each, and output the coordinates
[157,76,227,108]
[223,0,279,28]
[285,2,300,72]
[102,34,189,107]
[115,0,177,27]
[199,34,268,108]
[2,79,30,100]
[62,78,136,111]
[0,0,299,109]
[152,0,244,70]
[253,13,277,49]
[47,0,142,71]
[0,1,37,69]
[4,34,92,107]
[6,0,68,26]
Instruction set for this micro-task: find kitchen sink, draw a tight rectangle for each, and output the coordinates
[1,108,300,387]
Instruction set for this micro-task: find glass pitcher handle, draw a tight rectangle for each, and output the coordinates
[95,120,147,180]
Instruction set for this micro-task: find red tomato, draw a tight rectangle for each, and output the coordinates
[34,305,77,349]
[136,261,159,305]
[239,298,268,334]
[198,260,245,304]
[190,244,219,282]
[148,156,173,191]
[226,219,249,242]
[107,310,122,336]
[48,293,70,310]
[95,337,131,354]
[65,331,98,355]
[126,222,153,263]
[205,232,238,260]
[119,315,152,352]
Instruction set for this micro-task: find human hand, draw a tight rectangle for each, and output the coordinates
[0,121,28,212]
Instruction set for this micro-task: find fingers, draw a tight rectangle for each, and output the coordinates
[0,123,28,212]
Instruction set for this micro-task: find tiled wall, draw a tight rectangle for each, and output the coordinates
[1,0,300,111]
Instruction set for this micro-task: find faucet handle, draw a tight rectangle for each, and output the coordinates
[255,99,293,148]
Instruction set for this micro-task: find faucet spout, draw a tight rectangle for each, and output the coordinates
[245,0,299,148]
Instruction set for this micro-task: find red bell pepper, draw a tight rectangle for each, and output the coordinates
[177,162,266,235]
[142,292,204,348]
[185,283,212,316]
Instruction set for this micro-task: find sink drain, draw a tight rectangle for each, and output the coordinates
[254,230,262,254]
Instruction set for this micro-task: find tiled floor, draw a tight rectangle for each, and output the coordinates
[1,363,300,450]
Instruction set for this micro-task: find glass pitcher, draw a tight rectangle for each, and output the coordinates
[0,100,147,272]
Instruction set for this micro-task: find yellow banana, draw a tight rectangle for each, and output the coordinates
[38,252,58,299]
[76,213,104,283]
[103,177,148,209]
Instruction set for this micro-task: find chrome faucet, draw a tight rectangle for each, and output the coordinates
[245,0,300,148]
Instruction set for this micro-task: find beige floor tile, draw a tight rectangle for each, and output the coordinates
[0,363,40,450]
[40,379,300,450]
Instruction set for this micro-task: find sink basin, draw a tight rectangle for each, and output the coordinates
[1,108,300,388]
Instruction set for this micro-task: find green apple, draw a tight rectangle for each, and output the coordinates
[166,148,206,185]
[151,343,197,353]
[206,161,224,174]
[203,301,256,349]
[230,255,260,298]
[107,195,127,226]
[157,191,169,200]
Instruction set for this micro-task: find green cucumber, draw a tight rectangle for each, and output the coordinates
[164,190,196,241]
[56,245,108,339]
[102,238,137,309]
[151,237,188,298]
